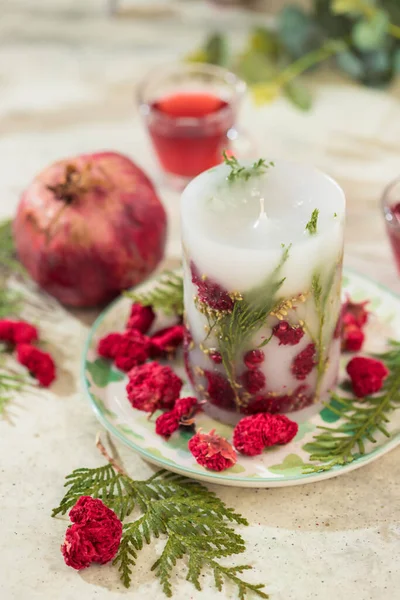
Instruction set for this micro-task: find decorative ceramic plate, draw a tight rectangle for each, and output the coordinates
[82,270,400,487]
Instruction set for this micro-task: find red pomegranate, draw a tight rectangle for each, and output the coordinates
[13,151,167,307]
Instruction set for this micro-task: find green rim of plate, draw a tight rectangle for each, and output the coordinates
[81,268,400,485]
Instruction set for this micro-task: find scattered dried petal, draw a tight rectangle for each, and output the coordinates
[114,330,151,372]
[16,343,56,387]
[97,332,123,360]
[126,361,182,412]
[188,429,237,471]
[155,411,180,438]
[233,414,267,456]
[61,496,122,570]
[126,303,155,334]
[346,356,388,398]
[150,324,185,357]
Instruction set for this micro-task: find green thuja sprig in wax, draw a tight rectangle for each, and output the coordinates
[223,151,274,183]
[311,265,337,397]
[210,245,290,406]
[125,271,184,316]
[305,209,319,235]
[303,340,400,474]
[52,441,268,599]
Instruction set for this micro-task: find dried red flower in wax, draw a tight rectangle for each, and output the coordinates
[233,414,267,456]
[346,356,388,398]
[126,303,155,334]
[209,350,223,364]
[16,344,56,387]
[191,261,234,312]
[0,319,38,345]
[188,429,237,471]
[97,332,123,360]
[204,370,235,409]
[272,321,304,346]
[61,496,122,570]
[114,330,151,372]
[243,349,265,369]
[240,369,266,394]
[244,385,312,414]
[150,324,185,357]
[126,361,182,412]
[291,343,316,380]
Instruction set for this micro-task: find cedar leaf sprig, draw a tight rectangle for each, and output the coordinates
[53,463,268,599]
[125,271,184,316]
[303,340,400,473]
[223,151,274,183]
[305,208,319,235]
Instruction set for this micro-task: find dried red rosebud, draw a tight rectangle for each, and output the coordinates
[188,429,237,471]
[342,297,369,328]
[209,350,223,364]
[243,349,265,370]
[174,396,198,418]
[16,343,56,387]
[233,414,267,456]
[191,261,234,312]
[0,319,38,345]
[126,361,182,412]
[114,330,151,372]
[97,332,123,360]
[155,411,180,438]
[241,369,266,394]
[342,323,365,353]
[291,343,316,380]
[150,324,185,357]
[204,370,235,409]
[245,385,311,414]
[264,414,298,446]
[272,321,304,346]
[126,303,155,334]
[61,496,122,570]
[346,356,388,398]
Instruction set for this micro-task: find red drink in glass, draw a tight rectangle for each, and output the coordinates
[137,64,245,186]
[148,92,234,178]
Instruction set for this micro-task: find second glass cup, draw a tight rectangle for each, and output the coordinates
[137,63,246,186]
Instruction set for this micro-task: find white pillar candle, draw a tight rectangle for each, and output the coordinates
[181,158,345,425]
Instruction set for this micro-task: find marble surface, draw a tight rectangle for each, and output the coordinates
[1,2,400,599]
